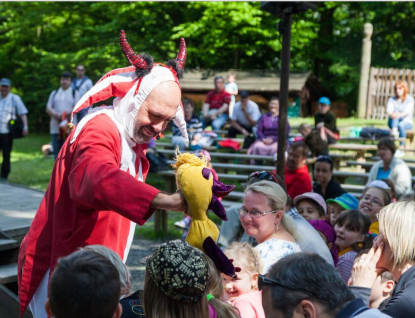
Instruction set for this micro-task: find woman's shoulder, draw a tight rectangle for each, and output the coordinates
[256,238,300,251]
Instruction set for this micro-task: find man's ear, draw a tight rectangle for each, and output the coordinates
[45,299,54,317]
[113,303,123,318]
[294,299,317,318]
[383,279,396,295]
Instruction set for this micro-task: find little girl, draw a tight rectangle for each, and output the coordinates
[222,242,265,318]
[334,210,372,284]
[293,192,327,221]
[309,219,338,266]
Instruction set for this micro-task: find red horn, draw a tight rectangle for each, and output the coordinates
[120,30,147,69]
[176,38,187,70]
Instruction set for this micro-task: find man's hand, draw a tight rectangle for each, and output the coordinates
[316,122,324,129]
[22,127,29,137]
[150,191,188,212]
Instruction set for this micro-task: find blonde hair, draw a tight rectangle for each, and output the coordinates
[202,255,240,318]
[80,245,131,296]
[244,181,300,242]
[378,200,415,267]
[224,242,262,277]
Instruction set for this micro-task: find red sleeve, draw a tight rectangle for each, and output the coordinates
[68,115,160,225]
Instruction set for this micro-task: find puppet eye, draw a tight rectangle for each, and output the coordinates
[202,168,211,180]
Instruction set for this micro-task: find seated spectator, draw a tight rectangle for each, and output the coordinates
[326,193,359,226]
[247,97,289,159]
[313,155,345,200]
[45,249,122,318]
[172,98,203,150]
[203,76,231,131]
[350,200,415,316]
[298,123,328,157]
[239,180,301,274]
[225,72,238,117]
[293,192,327,221]
[315,97,339,145]
[366,137,412,199]
[334,210,372,284]
[309,219,338,266]
[217,171,333,265]
[358,182,392,235]
[260,253,391,318]
[284,141,312,200]
[142,239,210,318]
[353,251,395,310]
[387,81,414,157]
[228,91,261,142]
[222,242,265,318]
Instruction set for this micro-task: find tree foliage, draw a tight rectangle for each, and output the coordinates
[0,1,413,131]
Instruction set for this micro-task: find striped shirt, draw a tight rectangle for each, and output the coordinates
[336,249,357,284]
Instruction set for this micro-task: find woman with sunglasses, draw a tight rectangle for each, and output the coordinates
[313,155,345,200]
[239,180,300,274]
[387,81,414,157]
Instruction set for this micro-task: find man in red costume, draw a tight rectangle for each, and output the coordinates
[285,141,313,200]
[18,31,189,317]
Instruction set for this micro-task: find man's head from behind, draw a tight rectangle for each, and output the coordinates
[261,253,354,318]
[45,249,122,318]
[60,71,72,90]
[287,141,308,171]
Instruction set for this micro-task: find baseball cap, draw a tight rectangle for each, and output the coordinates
[0,78,11,86]
[326,193,359,210]
[144,239,209,303]
[318,97,331,106]
[240,90,250,98]
[293,192,327,215]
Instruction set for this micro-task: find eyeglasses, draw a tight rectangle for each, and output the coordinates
[360,195,383,206]
[238,207,278,218]
[258,274,315,296]
[248,171,279,184]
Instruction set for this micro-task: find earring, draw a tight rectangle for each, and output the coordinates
[275,223,281,233]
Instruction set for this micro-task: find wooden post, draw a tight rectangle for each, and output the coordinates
[357,23,373,119]
[276,12,292,179]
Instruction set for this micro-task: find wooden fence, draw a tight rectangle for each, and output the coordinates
[366,67,415,119]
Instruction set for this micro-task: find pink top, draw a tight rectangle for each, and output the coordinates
[233,290,265,318]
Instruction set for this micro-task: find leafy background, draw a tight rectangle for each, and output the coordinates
[1,1,414,131]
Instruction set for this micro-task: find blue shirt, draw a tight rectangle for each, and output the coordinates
[376,167,391,180]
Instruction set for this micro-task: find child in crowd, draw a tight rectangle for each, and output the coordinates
[222,242,265,318]
[142,240,211,318]
[298,123,328,157]
[293,192,327,221]
[358,182,392,235]
[309,219,338,266]
[202,254,240,318]
[334,210,372,284]
[353,251,396,310]
[326,193,359,226]
[175,150,218,236]
[225,72,238,117]
[315,97,339,144]
[45,249,122,318]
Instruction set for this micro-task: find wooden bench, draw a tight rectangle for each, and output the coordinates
[406,130,414,149]
[329,144,378,161]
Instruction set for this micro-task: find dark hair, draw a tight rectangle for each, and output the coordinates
[316,155,334,171]
[166,58,184,79]
[182,98,194,108]
[214,75,224,83]
[61,71,72,79]
[380,178,396,200]
[265,253,354,317]
[335,210,373,252]
[49,250,120,318]
[289,141,309,158]
[377,137,396,155]
[270,96,279,102]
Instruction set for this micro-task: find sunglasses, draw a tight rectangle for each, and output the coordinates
[258,274,314,296]
[247,171,279,184]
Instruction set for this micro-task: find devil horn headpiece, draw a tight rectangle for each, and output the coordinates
[120,30,148,69]
[176,38,187,71]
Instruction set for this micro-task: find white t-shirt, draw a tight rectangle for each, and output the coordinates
[46,87,78,134]
[0,93,28,134]
[387,95,414,124]
[231,100,262,128]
